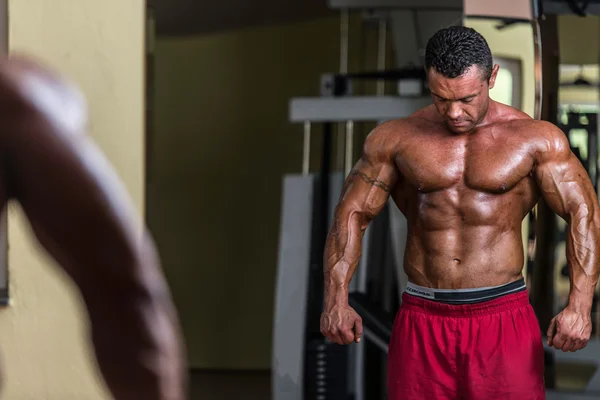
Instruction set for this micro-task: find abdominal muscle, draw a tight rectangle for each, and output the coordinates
[403,224,526,289]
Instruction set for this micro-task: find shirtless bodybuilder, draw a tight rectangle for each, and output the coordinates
[320,26,599,399]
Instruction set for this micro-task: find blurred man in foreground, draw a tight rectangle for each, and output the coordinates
[0,56,187,399]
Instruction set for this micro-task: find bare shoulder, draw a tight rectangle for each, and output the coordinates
[0,55,87,138]
[366,118,411,139]
[493,101,565,147]
[363,117,421,160]
[516,119,568,149]
[506,117,570,164]
[534,120,571,164]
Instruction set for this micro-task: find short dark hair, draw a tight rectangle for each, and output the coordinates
[425,26,493,81]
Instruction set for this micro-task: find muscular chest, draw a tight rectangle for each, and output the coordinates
[397,131,534,193]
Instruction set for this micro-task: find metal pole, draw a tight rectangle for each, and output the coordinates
[532,20,543,121]
[338,9,350,172]
[302,121,311,176]
[377,17,387,96]
[340,9,349,75]
[340,10,356,176]
[532,14,559,389]
[344,121,354,176]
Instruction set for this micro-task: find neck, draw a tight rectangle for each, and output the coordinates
[474,99,497,129]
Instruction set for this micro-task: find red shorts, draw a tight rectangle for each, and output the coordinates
[387,290,545,400]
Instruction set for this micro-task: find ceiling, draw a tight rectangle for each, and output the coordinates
[148,0,600,37]
[148,0,336,36]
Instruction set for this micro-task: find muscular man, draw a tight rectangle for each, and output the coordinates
[320,26,599,399]
[0,56,187,399]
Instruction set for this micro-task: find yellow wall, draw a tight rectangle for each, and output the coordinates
[558,15,600,65]
[149,16,364,370]
[0,1,145,398]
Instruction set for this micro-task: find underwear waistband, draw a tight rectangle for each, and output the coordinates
[405,277,526,305]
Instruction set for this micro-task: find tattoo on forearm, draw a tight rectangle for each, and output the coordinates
[351,170,391,192]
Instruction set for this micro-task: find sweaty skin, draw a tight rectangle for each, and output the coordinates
[0,56,187,399]
[320,65,600,353]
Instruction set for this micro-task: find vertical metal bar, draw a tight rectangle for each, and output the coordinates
[302,121,311,176]
[340,10,355,176]
[532,14,559,389]
[336,127,346,172]
[320,122,333,254]
[376,17,387,96]
[340,9,350,75]
[532,20,543,121]
[344,121,354,176]
[338,9,350,172]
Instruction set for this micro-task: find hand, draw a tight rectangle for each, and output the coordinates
[547,307,592,352]
[320,304,363,345]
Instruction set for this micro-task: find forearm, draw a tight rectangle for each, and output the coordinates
[78,241,186,400]
[323,258,354,310]
[567,213,600,313]
[322,145,397,310]
[323,212,364,310]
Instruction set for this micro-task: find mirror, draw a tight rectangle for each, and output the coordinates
[464,12,600,397]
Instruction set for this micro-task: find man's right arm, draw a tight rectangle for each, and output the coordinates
[321,123,401,345]
[0,58,187,399]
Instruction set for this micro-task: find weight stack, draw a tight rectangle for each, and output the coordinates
[305,339,349,400]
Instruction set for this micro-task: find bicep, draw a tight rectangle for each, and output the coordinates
[336,152,400,224]
[327,157,398,262]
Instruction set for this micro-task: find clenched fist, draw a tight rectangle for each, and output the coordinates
[547,307,592,352]
[320,304,363,345]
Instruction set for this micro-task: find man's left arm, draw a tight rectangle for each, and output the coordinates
[534,123,600,352]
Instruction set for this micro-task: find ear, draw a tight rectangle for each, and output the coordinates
[488,64,500,89]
